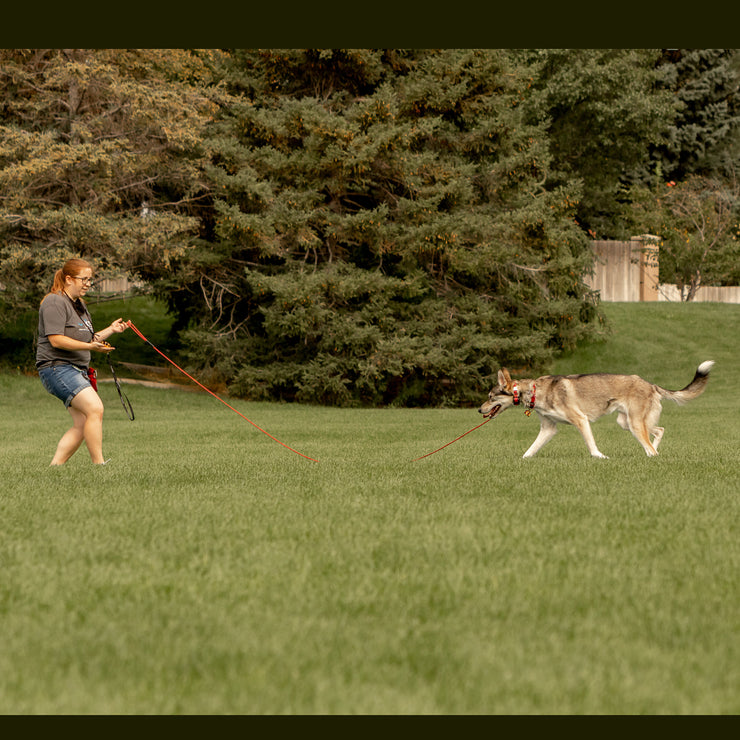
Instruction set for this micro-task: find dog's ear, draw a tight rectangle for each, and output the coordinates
[498,368,512,389]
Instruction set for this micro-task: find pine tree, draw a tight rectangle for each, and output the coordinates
[653,49,740,181]
[176,49,602,407]
[0,49,221,318]
[515,49,675,239]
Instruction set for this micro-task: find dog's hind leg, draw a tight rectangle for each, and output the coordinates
[651,426,665,450]
[626,400,662,456]
[646,401,664,450]
[628,419,658,456]
[618,410,662,449]
[522,417,558,458]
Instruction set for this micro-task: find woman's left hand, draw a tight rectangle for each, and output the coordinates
[109,318,129,334]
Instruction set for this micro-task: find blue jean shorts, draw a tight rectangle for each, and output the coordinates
[39,364,92,408]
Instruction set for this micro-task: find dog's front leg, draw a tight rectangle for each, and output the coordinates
[523,417,558,458]
[572,414,608,459]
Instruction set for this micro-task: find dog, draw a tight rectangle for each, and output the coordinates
[478,361,714,458]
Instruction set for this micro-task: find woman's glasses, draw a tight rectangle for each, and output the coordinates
[72,276,95,286]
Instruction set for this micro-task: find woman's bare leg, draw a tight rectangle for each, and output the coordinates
[51,387,106,465]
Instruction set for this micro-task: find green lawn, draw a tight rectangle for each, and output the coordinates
[0,302,738,714]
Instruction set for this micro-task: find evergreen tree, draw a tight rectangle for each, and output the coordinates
[516,49,675,239]
[0,49,221,320]
[173,49,601,407]
[653,49,740,182]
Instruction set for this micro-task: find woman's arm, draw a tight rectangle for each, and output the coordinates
[47,335,114,353]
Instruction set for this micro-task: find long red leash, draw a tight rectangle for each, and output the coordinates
[125,321,318,463]
[412,417,491,461]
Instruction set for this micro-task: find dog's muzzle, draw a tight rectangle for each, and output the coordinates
[480,404,501,419]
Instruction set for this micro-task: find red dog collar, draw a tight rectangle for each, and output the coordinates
[513,382,536,415]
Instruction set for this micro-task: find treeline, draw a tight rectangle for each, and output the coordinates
[1,49,739,405]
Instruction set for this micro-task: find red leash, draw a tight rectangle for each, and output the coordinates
[126,321,318,463]
[412,417,491,461]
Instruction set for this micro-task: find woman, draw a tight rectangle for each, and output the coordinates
[37,258,129,466]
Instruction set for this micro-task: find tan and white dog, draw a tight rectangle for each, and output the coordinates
[478,361,714,458]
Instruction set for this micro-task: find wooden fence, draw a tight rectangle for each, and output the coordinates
[657,284,740,303]
[585,238,740,303]
[95,276,143,295]
[584,238,660,302]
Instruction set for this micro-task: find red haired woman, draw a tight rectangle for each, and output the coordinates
[37,259,129,465]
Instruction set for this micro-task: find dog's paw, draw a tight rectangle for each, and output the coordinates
[591,451,609,459]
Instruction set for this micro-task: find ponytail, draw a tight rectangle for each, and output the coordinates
[50,269,67,295]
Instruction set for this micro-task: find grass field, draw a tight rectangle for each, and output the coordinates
[1,302,738,714]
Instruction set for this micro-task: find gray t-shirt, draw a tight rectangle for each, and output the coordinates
[36,293,95,370]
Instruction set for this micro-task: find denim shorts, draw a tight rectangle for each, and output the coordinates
[39,364,92,408]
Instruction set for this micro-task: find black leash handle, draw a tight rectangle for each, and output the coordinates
[106,354,135,421]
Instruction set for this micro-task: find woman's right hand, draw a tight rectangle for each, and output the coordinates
[90,340,115,353]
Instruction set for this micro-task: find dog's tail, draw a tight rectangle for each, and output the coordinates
[658,361,714,405]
